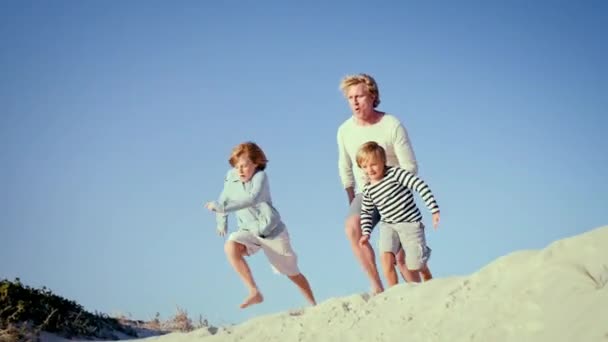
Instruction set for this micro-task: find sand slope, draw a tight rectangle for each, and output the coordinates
[142,226,608,342]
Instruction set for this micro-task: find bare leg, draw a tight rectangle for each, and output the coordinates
[381,252,398,287]
[396,248,410,282]
[224,241,264,309]
[396,248,422,283]
[287,273,316,306]
[345,215,384,294]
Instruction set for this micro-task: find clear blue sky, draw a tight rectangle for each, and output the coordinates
[1,0,606,325]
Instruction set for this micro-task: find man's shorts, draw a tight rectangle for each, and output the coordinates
[348,193,381,225]
[228,228,300,276]
[378,221,431,270]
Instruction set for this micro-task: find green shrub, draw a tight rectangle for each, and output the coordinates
[0,278,137,340]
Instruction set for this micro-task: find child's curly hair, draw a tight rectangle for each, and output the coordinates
[229,141,268,171]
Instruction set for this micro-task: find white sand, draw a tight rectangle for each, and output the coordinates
[42,225,608,342]
[140,225,608,342]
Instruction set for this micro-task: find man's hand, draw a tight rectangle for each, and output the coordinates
[216,226,227,237]
[359,234,370,247]
[346,187,355,205]
[205,202,217,212]
[432,212,440,230]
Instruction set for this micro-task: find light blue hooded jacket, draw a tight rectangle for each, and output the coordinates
[212,169,285,239]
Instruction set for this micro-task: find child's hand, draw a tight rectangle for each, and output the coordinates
[359,234,370,247]
[217,226,227,237]
[205,202,217,212]
[432,212,440,230]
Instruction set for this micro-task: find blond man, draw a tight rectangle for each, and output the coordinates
[336,73,431,293]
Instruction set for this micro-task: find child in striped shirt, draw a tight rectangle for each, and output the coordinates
[357,141,441,286]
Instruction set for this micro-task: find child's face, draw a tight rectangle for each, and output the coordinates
[234,156,257,182]
[360,157,385,183]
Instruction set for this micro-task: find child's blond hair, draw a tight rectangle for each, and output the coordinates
[356,141,387,168]
[339,74,381,108]
[229,141,268,171]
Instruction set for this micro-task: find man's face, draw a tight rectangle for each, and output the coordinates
[360,157,385,183]
[234,156,257,182]
[346,83,376,119]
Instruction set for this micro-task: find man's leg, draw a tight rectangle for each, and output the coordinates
[345,214,384,294]
[224,240,263,309]
[380,252,398,287]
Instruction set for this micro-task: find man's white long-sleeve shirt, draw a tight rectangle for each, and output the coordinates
[337,113,418,194]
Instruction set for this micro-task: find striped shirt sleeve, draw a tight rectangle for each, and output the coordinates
[394,168,440,214]
[360,189,376,236]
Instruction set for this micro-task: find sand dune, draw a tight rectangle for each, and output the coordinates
[139,225,608,342]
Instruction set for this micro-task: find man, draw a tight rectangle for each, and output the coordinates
[336,73,432,293]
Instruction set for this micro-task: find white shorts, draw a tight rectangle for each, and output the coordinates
[228,228,300,276]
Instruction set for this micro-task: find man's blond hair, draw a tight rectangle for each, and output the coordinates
[356,141,387,168]
[229,141,268,171]
[339,74,381,108]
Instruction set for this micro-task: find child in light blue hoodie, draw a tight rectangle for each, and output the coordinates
[205,141,316,309]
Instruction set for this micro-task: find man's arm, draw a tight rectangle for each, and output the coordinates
[338,128,355,203]
[345,187,356,204]
[215,171,267,213]
[393,122,418,175]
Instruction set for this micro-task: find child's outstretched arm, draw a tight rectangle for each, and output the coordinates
[205,171,230,236]
[394,168,440,226]
[213,171,267,213]
[215,183,229,236]
[216,211,228,236]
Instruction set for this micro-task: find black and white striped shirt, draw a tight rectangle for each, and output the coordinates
[361,166,440,236]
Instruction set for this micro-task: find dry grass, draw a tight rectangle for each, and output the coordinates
[112,306,216,337]
[162,306,194,332]
[0,322,39,342]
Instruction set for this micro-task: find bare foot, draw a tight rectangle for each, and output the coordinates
[240,291,264,309]
[421,266,433,282]
[371,285,384,295]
